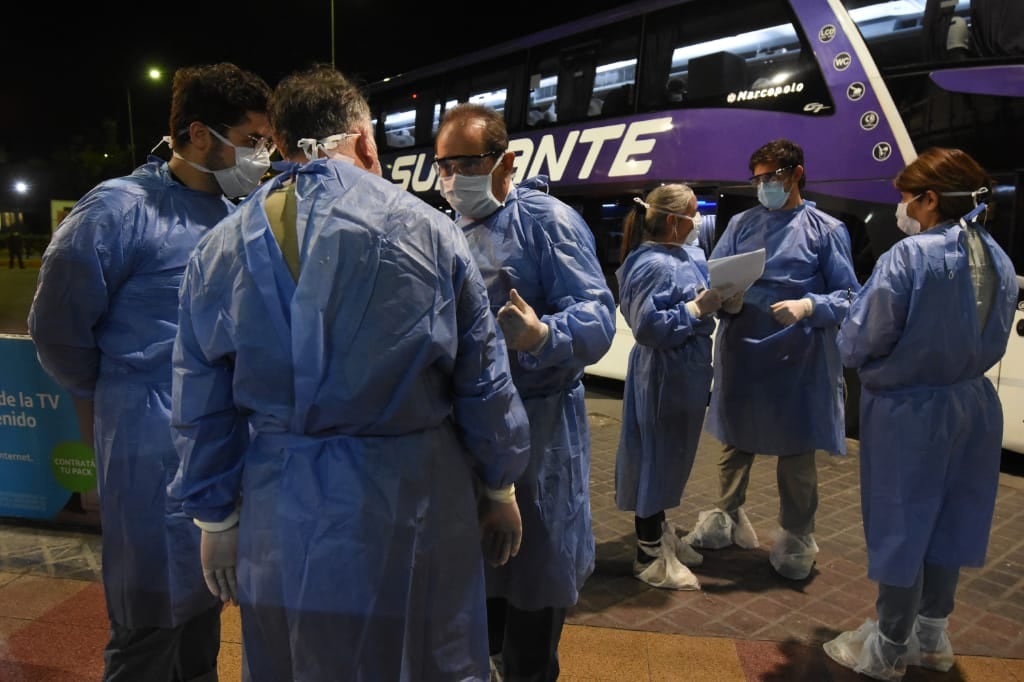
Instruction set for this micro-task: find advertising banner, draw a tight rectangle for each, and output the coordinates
[0,334,100,526]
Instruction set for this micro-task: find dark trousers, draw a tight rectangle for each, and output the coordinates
[9,251,24,268]
[877,563,960,643]
[103,604,221,682]
[487,598,567,682]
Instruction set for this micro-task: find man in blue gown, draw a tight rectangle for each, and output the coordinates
[435,102,616,682]
[170,66,530,682]
[687,139,861,581]
[28,63,272,681]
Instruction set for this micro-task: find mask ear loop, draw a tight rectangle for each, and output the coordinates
[296,138,319,162]
[152,136,173,154]
[971,186,990,207]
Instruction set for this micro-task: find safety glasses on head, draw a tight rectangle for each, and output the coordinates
[433,151,503,177]
[748,166,794,187]
[296,133,362,161]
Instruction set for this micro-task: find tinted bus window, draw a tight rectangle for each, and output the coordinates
[638,0,832,114]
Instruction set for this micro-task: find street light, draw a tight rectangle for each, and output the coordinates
[9,180,29,232]
[127,67,163,170]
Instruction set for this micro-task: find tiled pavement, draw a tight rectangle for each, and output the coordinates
[2,382,1024,680]
[573,382,1024,662]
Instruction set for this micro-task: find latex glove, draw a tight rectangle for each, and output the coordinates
[770,298,813,326]
[721,291,744,314]
[478,494,523,567]
[685,288,724,318]
[200,526,239,606]
[498,289,549,353]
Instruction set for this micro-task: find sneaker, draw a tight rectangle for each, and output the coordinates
[769,529,817,580]
[684,509,734,549]
[633,541,700,590]
[662,522,703,567]
[824,619,907,681]
[906,616,954,672]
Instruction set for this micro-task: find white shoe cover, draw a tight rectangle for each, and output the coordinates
[906,615,955,672]
[633,542,700,591]
[684,509,734,549]
[489,653,504,682]
[769,529,818,580]
[662,522,704,567]
[732,508,759,549]
[823,619,907,681]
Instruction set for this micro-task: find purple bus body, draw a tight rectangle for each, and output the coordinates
[930,64,1024,98]
[377,0,917,205]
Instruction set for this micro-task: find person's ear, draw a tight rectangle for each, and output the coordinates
[189,122,212,151]
[790,164,804,187]
[357,132,382,176]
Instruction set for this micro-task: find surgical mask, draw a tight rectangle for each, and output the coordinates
[757,180,790,210]
[895,195,923,236]
[685,211,703,245]
[173,127,273,198]
[633,197,702,246]
[438,156,505,219]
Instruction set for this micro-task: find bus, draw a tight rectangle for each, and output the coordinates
[363,0,1024,451]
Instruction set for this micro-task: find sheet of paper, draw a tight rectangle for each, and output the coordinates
[707,248,766,299]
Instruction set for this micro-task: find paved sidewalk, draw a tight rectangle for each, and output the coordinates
[573,382,1024,664]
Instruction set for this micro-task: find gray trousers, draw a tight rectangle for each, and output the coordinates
[716,445,818,536]
[877,563,960,644]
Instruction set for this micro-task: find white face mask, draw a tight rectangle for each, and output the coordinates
[438,156,505,219]
[174,127,273,198]
[684,211,702,245]
[895,195,923,236]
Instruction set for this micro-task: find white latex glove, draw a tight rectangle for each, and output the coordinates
[770,298,813,326]
[688,288,720,317]
[721,291,744,314]
[498,288,549,353]
[200,526,239,605]
[478,496,523,567]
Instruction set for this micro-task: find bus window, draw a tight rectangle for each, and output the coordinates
[638,0,832,114]
[527,19,641,127]
[431,99,459,137]
[384,108,416,149]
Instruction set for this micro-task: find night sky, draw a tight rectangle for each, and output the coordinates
[2,1,630,163]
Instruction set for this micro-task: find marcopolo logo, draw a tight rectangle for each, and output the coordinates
[50,441,96,492]
[727,82,805,104]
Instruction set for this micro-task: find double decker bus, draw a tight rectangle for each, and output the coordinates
[364,0,1024,450]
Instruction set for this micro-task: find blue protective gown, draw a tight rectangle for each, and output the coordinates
[615,242,715,518]
[28,159,225,628]
[458,177,615,610]
[170,159,531,682]
[706,201,861,456]
[837,218,1017,587]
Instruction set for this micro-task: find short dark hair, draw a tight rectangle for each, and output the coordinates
[437,103,509,154]
[749,138,806,189]
[269,64,372,158]
[168,63,271,150]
